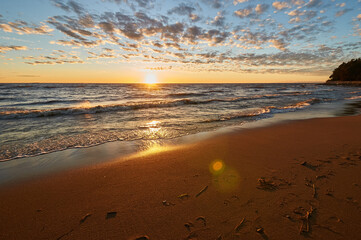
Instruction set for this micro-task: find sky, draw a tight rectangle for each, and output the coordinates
[0,0,360,83]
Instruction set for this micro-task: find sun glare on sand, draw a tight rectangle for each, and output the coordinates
[144,74,157,84]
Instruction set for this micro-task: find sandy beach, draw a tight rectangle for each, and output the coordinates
[0,115,361,240]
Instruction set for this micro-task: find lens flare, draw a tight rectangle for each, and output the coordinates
[210,159,240,192]
[209,159,225,175]
[213,161,223,171]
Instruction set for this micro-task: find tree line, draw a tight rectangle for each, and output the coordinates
[328,58,361,82]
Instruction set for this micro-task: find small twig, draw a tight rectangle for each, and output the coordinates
[234,218,245,232]
[195,186,208,197]
[312,184,317,198]
[57,229,74,240]
[178,193,190,200]
[79,213,92,224]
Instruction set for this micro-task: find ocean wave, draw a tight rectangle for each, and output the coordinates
[0,97,18,101]
[0,127,184,162]
[0,95,321,119]
[201,98,321,123]
[201,107,273,123]
[9,99,88,107]
[0,99,207,119]
[277,98,320,110]
[346,95,361,100]
[166,92,206,97]
[2,97,245,119]
[0,84,34,89]
[0,97,265,119]
[219,107,272,121]
[205,90,226,93]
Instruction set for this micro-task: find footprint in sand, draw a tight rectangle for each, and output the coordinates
[183,216,209,239]
[300,161,318,171]
[106,211,117,219]
[224,195,240,206]
[257,177,278,191]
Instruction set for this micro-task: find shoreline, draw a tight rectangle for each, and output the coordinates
[0,114,361,239]
[324,81,361,86]
[0,98,358,186]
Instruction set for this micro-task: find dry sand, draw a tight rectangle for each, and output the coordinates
[0,115,361,240]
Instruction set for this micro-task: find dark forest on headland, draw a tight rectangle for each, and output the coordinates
[328,58,361,82]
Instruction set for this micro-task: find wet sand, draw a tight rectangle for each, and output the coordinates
[0,115,361,240]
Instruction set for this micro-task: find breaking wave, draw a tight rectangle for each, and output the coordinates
[201,98,321,123]
[0,96,296,119]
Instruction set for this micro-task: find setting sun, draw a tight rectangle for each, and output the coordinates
[144,74,157,84]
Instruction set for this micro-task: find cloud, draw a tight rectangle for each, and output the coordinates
[233,0,248,6]
[288,9,301,16]
[17,75,40,77]
[211,12,226,27]
[0,21,53,35]
[133,0,156,8]
[287,9,318,22]
[305,0,322,8]
[234,6,253,18]
[164,42,183,50]
[87,53,117,59]
[52,0,85,15]
[0,24,12,32]
[255,4,269,15]
[52,0,71,12]
[189,14,200,22]
[335,8,352,17]
[337,3,346,7]
[98,22,115,33]
[104,0,155,9]
[47,18,86,40]
[168,3,196,16]
[0,45,28,53]
[78,15,95,28]
[103,47,114,52]
[182,26,230,46]
[269,39,288,51]
[234,4,269,18]
[234,28,289,51]
[272,1,290,10]
[0,0,356,76]
[50,39,104,47]
[23,51,86,65]
[25,60,85,65]
[291,0,305,5]
[289,17,301,23]
[202,0,222,9]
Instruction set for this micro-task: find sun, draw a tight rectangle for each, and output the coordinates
[144,73,157,84]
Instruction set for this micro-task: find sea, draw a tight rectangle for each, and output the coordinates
[0,83,360,183]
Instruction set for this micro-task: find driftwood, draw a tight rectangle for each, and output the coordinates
[299,206,315,234]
